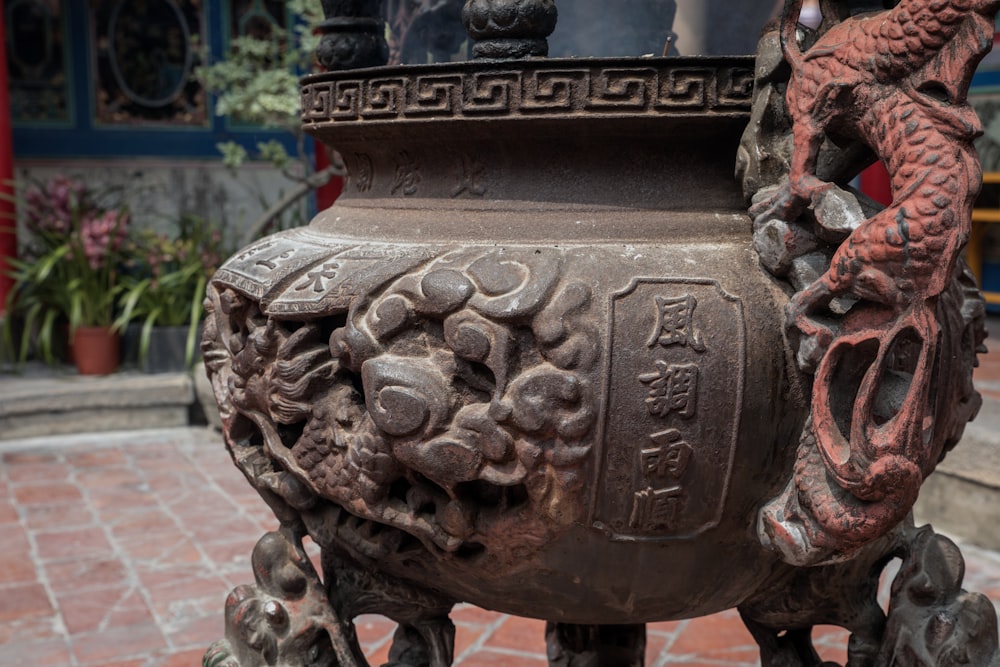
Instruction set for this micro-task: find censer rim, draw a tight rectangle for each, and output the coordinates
[299,54,758,85]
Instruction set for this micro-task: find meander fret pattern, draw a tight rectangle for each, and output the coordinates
[301,64,755,123]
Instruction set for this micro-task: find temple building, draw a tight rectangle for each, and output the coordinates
[3,0,307,243]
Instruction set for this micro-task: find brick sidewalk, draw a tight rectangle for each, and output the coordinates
[0,316,998,667]
[2,426,1000,667]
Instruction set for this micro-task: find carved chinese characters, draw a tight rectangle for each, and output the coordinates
[591,280,744,540]
[631,428,693,530]
[391,151,421,196]
[646,295,705,352]
[640,361,698,419]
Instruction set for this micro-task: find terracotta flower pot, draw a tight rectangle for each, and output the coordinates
[72,326,121,376]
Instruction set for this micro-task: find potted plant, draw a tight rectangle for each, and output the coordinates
[116,214,224,373]
[3,176,129,374]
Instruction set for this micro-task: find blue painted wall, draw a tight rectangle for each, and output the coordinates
[9,0,301,161]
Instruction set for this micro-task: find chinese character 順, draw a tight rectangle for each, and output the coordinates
[629,486,684,530]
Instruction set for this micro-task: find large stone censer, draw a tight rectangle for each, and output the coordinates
[203,1,1000,665]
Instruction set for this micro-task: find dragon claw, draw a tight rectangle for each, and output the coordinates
[749,189,803,224]
[784,304,834,373]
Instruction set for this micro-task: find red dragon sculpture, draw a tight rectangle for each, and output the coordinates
[752,0,998,565]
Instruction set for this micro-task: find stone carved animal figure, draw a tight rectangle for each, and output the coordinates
[755,0,994,357]
[203,531,359,667]
[877,526,1000,666]
[752,0,999,565]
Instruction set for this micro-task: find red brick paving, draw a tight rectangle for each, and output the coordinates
[0,319,997,666]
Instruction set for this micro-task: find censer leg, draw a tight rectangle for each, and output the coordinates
[321,548,457,667]
[545,622,646,667]
[739,522,1000,667]
[739,616,831,667]
[383,622,456,667]
[205,528,459,667]
[875,526,1000,666]
[204,530,369,667]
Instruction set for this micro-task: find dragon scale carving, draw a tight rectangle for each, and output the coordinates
[747,0,995,565]
[204,243,600,562]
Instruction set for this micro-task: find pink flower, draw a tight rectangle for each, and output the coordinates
[79,209,128,270]
[24,176,89,237]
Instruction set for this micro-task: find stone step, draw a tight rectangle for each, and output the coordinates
[0,366,195,440]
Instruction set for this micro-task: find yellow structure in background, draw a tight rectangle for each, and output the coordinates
[970,173,1000,307]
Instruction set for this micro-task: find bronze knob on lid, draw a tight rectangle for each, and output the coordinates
[462,0,558,58]
[316,0,388,70]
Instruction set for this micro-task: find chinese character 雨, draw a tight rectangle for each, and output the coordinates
[639,362,699,418]
[629,486,684,530]
[648,295,705,352]
[641,429,693,481]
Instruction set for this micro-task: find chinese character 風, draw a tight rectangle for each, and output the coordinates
[648,294,705,352]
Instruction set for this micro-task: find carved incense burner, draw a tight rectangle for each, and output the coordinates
[203,2,1000,665]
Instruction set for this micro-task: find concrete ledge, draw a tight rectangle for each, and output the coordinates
[0,370,194,440]
[915,396,1000,551]
[915,472,1000,552]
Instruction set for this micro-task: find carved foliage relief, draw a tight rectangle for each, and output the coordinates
[203,231,602,564]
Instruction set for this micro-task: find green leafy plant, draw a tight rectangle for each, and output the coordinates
[198,0,319,131]
[194,0,338,244]
[3,176,130,364]
[2,245,72,365]
[114,214,225,368]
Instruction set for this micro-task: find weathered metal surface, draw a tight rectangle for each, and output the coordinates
[204,1,1000,665]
